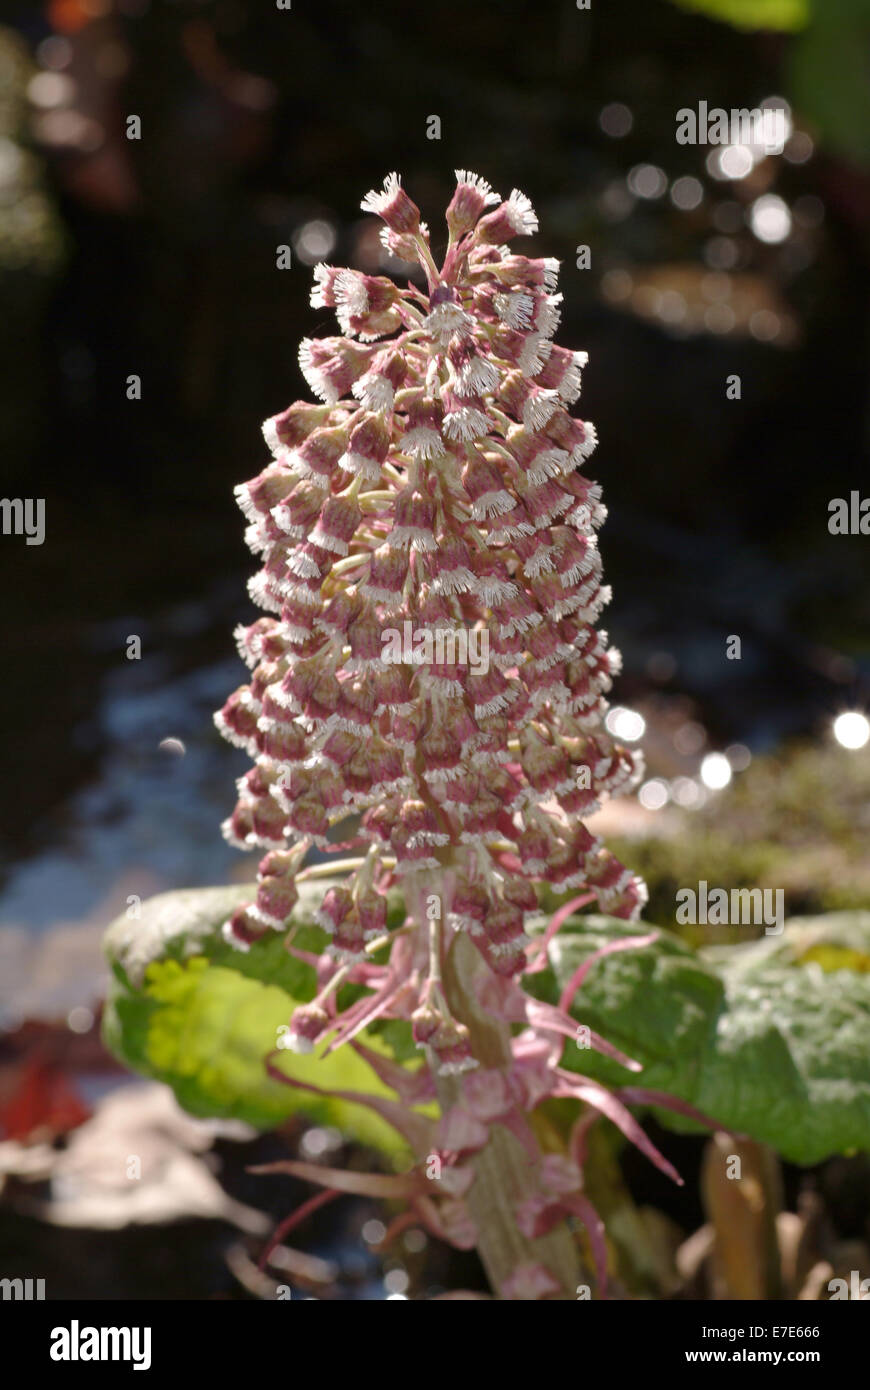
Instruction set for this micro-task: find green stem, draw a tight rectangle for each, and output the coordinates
[434,931,582,1300]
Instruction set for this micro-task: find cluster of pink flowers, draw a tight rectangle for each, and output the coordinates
[215,172,655,1294]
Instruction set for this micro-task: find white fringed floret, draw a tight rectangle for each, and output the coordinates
[494,290,533,329]
[443,407,491,442]
[505,188,539,236]
[455,169,500,206]
[470,489,516,520]
[360,171,402,216]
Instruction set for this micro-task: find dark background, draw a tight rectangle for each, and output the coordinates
[1,0,868,930]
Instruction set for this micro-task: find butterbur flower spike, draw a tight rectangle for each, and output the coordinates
[216,172,660,1300]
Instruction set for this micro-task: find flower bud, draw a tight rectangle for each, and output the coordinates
[298,338,369,404]
[285,1002,329,1054]
[361,172,421,235]
[475,189,539,244]
[446,170,500,238]
[309,495,361,555]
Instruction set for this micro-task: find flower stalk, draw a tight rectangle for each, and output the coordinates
[435,929,582,1298]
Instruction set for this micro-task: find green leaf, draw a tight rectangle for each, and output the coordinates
[102,884,424,1153]
[529,915,725,1091]
[790,1,870,167]
[365,1018,419,1064]
[106,887,870,1166]
[667,0,809,31]
[102,880,343,992]
[530,911,870,1164]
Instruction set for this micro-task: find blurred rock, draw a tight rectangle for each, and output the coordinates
[0,1081,266,1233]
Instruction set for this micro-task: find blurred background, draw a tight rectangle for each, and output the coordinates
[0,0,869,1300]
